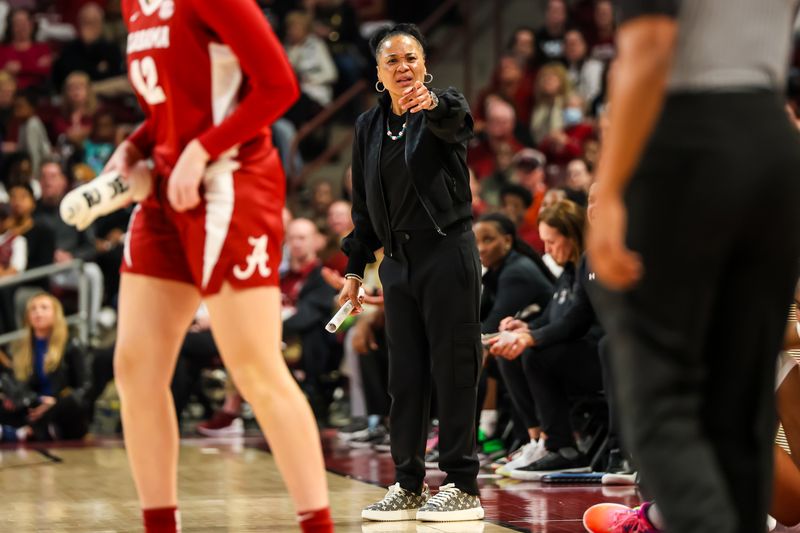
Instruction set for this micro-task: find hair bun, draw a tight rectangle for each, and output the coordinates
[369,23,428,58]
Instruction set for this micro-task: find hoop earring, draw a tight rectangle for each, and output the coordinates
[424,72,434,84]
[375,81,386,93]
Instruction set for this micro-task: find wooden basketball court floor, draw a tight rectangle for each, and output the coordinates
[0,432,644,532]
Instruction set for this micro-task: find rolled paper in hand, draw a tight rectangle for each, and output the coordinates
[326,287,367,333]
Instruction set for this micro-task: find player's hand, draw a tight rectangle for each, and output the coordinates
[337,277,364,314]
[167,139,210,212]
[103,140,144,177]
[587,189,643,290]
[399,81,435,114]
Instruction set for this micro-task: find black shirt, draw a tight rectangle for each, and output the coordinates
[380,111,431,231]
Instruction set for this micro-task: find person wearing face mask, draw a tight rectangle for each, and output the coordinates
[338,23,484,524]
[539,92,594,168]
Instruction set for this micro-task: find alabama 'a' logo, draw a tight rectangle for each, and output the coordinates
[233,235,271,280]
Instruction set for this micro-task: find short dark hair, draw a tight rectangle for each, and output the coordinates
[500,184,533,208]
[8,180,34,198]
[369,23,427,59]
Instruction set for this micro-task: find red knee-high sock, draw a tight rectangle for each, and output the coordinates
[297,507,333,533]
[143,506,181,533]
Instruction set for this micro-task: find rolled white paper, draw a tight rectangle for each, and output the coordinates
[326,287,367,333]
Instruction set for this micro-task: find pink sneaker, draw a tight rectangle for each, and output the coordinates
[583,502,660,532]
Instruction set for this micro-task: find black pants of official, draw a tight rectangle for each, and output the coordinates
[521,338,602,451]
[592,92,800,533]
[381,226,482,495]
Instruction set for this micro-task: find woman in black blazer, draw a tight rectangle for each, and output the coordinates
[0,292,89,442]
[339,23,484,523]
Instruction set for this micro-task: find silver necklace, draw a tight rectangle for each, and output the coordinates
[386,116,407,141]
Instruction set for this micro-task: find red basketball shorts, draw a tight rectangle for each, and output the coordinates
[121,154,285,296]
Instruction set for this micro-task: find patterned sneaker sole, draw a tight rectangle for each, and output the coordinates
[416,507,485,522]
[509,466,591,481]
[361,509,419,521]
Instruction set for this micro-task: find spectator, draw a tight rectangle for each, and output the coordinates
[0,70,16,141]
[499,183,533,244]
[52,2,124,91]
[51,71,97,157]
[585,0,615,62]
[0,292,89,442]
[530,62,571,144]
[81,110,115,176]
[536,0,569,65]
[508,26,538,76]
[469,167,488,217]
[0,201,25,277]
[475,54,536,128]
[542,188,567,209]
[469,97,525,180]
[8,181,53,271]
[281,218,338,419]
[510,148,548,253]
[12,89,52,175]
[285,10,338,108]
[564,29,604,106]
[563,158,592,206]
[320,199,353,275]
[538,92,594,168]
[0,8,51,90]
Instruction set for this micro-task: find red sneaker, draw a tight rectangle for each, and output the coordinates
[583,502,660,532]
[196,411,244,437]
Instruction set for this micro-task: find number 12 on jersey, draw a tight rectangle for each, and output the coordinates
[131,56,166,105]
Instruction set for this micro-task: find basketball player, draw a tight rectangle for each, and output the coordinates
[110,1,332,531]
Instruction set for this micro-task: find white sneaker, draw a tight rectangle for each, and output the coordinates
[497,440,546,477]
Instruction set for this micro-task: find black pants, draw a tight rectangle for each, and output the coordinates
[381,226,482,495]
[592,92,800,533]
[597,336,623,453]
[495,356,540,429]
[522,338,602,451]
[0,394,88,441]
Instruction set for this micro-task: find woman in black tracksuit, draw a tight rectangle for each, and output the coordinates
[339,24,484,522]
[475,213,553,444]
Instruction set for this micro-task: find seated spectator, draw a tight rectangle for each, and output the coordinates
[469,97,525,180]
[8,181,53,271]
[475,213,554,468]
[585,0,615,62]
[51,71,97,158]
[536,0,569,65]
[538,92,594,168]
[284,10,338,108]
[488,200,605,478]
[0,292,89,442]
[0,201,25,277]
[563,158,592,206]
[52,2,123,91]
[499,184,535,248]
[542,188,567,209]
[320,199,353,275]
[91,205,128,306]
[81,110,115,175]
[309,179,335,227]
[281,218,338,419]
[474,54,536,129]
[11,89,52,174]
[530,63,572,144]
[564,29,604,107]
[0,70,15,141]
[507,26,538,77]
[0,8,51,90]
[510,148,549,253]
[0,150,33,202]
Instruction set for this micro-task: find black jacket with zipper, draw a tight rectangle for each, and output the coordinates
[342,87,474,277]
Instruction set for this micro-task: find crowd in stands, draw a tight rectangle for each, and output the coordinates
[0,9,798,524]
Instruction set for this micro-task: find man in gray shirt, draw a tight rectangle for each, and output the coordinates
[587,1,800,532]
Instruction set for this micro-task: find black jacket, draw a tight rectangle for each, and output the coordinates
[480,251,553,334]
[25,338,90,408]
[528,254,604,348]
[342,87,474,277]
[282,264,337,337]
